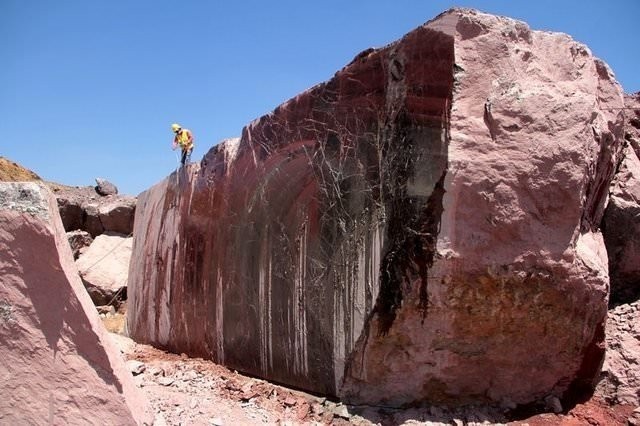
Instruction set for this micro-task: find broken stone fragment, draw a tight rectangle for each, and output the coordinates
[283,396,297,406]
[157,377,174,386]
[331,403,351,419]
[126,360,146,376]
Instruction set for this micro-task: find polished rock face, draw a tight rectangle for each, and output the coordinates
[0,182,151,425]
[128,8,624,407]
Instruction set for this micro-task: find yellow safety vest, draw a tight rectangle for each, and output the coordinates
[175,129,194,149]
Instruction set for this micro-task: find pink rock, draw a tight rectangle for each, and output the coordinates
[76,232,132,307]
[0,182,151,425]
[127,8,624,408]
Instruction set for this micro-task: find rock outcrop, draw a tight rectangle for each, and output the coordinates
[52,183,136,237]
[128,9,624,408]
[76,232,132,307]
[0,182,151,425]
[603,92,640,306]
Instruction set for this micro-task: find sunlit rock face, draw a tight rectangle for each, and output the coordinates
[128,8,624,407]
[0,182,151,425]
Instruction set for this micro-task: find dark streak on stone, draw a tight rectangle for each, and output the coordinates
[373,118,449,335]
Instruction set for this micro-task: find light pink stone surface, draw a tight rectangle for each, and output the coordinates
[76,232,132,306]
[0,182,151,425]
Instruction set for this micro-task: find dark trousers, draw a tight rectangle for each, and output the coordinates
[180,147,192,165]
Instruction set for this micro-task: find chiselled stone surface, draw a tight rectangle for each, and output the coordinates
[0,182,151,425]
[603,92,640,306]
[128,9,624,408]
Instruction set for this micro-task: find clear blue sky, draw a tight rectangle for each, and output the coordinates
[2,1,638,195]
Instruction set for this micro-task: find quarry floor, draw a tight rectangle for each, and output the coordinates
[105,315,633,425]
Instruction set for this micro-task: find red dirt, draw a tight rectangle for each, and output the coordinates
[112,334,635,425]
[513,399,634,426]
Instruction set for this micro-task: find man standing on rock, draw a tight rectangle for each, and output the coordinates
[171,123,194,166]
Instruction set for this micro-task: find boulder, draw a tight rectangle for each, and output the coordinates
[96,177,118,196]
[602,92,640,306]
[127,8,624,408]
[0,182,151,425]
[76,232,132,307]
[66,229,93,259]
[98,197,136,235]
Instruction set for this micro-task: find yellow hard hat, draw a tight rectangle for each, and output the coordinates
[171,123,181,132]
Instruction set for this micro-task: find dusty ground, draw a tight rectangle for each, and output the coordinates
[105,328,635,426]
[111,333,363,425]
